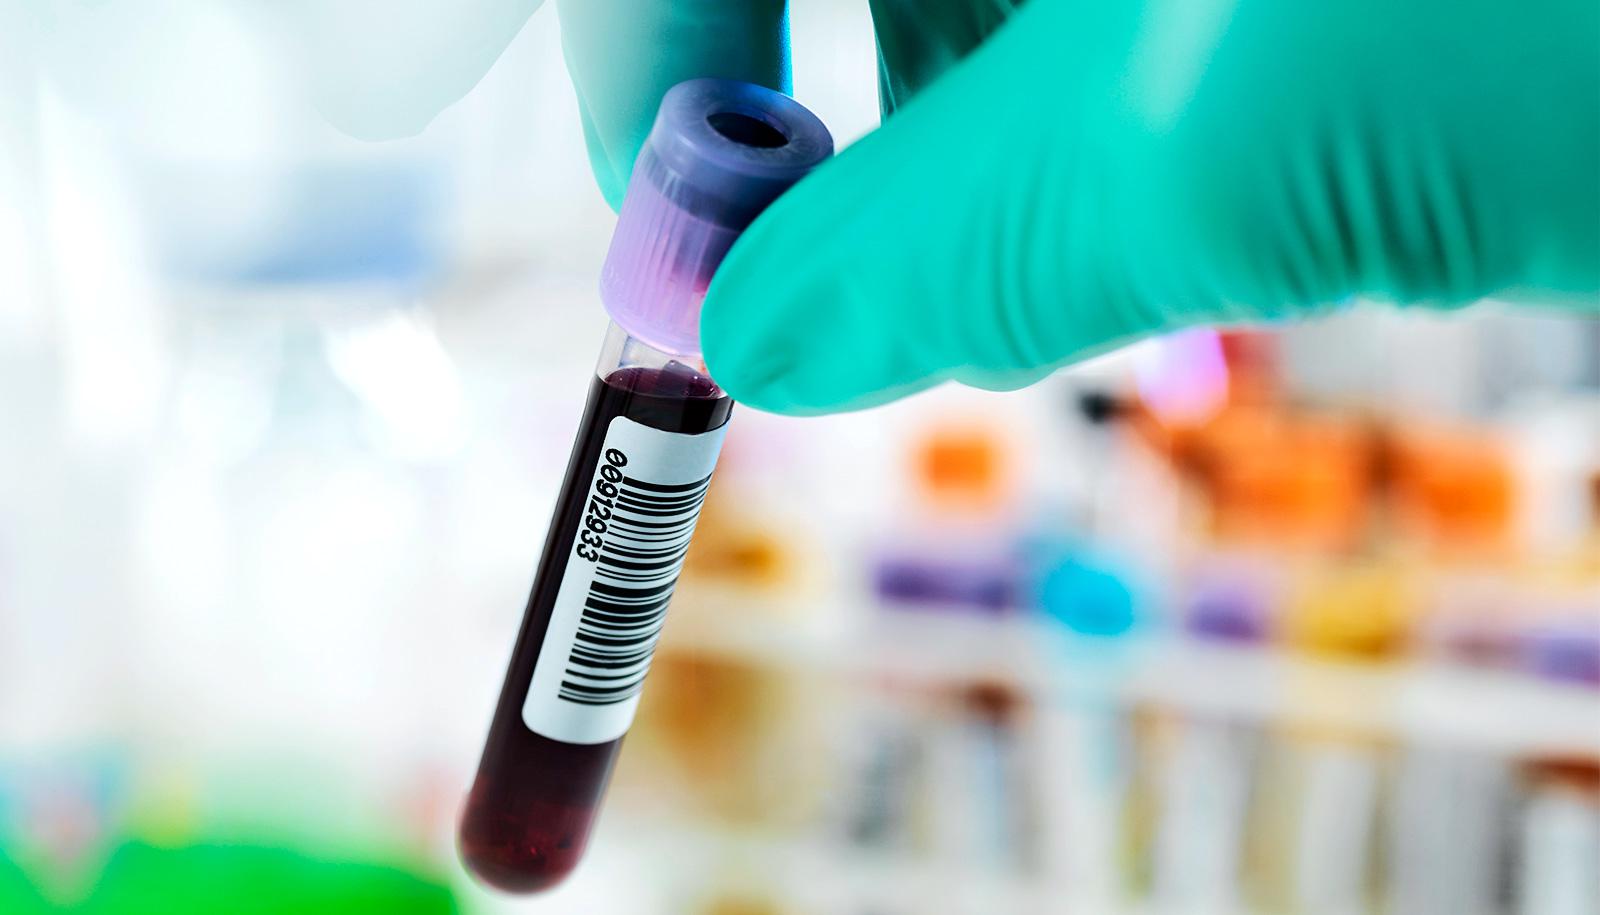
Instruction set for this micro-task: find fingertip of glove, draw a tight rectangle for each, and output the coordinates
[701,250,922,417]
[699,278,778,408]
[574,105,630,212]
[595,163,627,213]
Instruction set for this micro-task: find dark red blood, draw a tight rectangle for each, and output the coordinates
[458,365,731,893]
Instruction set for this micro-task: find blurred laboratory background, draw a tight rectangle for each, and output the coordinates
[1,3,1597,914]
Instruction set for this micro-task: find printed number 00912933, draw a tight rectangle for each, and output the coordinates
[575,448,628,562]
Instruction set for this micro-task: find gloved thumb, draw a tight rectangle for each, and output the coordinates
[700,1,1224,415]
[701,0,1599,415]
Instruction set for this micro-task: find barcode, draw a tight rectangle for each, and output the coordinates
[556,472,711,706]
[524,414,727,745]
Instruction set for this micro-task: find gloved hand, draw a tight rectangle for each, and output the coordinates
[290,0,1600,414]
[563,0,1598,414]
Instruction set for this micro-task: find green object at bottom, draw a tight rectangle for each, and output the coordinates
[0,842,457,915]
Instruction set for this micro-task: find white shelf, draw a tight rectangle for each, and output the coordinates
[501,814,1295,915]
[580,817,1096,915]
[662,587,1600,759]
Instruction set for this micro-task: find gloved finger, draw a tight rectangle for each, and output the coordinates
[700,0,1150,415]
[868,0,1022,115]
[703,0,1600,416]
[556,0,790,209]
[274,0,546,139]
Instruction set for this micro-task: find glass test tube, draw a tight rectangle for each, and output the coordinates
[458,78,833,893]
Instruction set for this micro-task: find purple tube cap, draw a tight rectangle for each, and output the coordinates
[1186,580,1271,644]
[600,79,833,357]
[1521,622,1600,688]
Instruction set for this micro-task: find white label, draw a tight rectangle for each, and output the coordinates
[522,415,726,745]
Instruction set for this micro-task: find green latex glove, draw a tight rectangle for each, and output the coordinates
[561,0,1599,414]
[277,0,1597,413]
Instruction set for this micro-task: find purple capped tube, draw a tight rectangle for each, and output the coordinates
[459,79,831,893]
[602,79,832,356]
